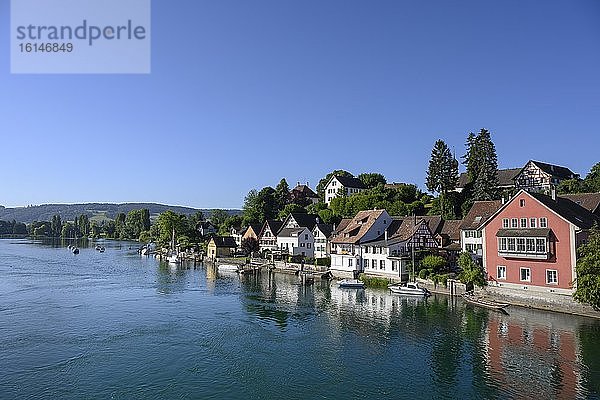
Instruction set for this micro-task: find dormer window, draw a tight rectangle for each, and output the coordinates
[520,199,525,207]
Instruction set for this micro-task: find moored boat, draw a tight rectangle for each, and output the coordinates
[217,264,239,272]
[388,282,430,296]
[463,292,510,311]
[338,279,365,289]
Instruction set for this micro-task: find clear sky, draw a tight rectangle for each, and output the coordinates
[1,0,599,209]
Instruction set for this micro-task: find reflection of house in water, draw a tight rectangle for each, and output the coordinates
[484,309,582,399]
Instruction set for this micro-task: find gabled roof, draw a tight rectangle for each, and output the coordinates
[330,209,386,244]
[209,236,237,248]
[244,224,262,236]
[314,223,334,238]
[457,168,521,189]
[460,200,503,230]
[439,220,462,242]
[559,193,600,215]
[529,160,578,180]
[290,184,319,198]
[199,221,215,229]
[529,192,599,230]
[418,215,443,236]
[362,217,432,246]
[479,190,600,231]
[284,213,319,231]
[328,175,365,189]
[332,218,351,236]
[260,220,283,237]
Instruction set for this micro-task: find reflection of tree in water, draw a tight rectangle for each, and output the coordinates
[578,323,600,396]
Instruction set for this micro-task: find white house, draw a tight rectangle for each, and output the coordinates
[324,175,366,206]
[460,200,503,263]
[329,209,391,277]
[258,220,283,252]
[277,227,314,257]
[312,223,333,259]
[360,217,438,280]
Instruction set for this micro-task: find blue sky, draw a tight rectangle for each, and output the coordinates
[1,0,599,208]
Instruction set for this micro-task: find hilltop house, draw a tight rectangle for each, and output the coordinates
[207,236,237,259]
[456,168,521,194]
[290,183,320,206]
[481,190,599,295]
[460,200,503,263]
[325,175,366,206]
[513,160,579,193]
[329,209,391,277]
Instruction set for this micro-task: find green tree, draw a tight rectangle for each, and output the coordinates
[462,129,499,201]
[357,173,386,189]
[51,215,62,237]
[583,162,600,193]
[241,237,259,256]
[77,214,90,237]
[242,187,277,225]
[278,203,306,220]
[210,209,230,232]
[573,224,600,309]
[426,139,459,218]
[114,212,126,239]
[420,255,447,274]
[274,178,291,210]
[457,252,487,290]
[156,211,188,246]
[316,170,353,202]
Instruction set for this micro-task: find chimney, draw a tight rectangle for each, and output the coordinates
[306,181,309,186]
[384,228,388,241]
[297,181,300,186]
[501,196,506,205]
[551,186,557,201]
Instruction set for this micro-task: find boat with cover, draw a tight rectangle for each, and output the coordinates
[217,264,239,272]
[337,279,365,289]
[388,282,430,296]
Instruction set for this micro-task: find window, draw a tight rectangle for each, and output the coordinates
[503,219,509,228]
[380,260,385,270]
[520,218,527,228]
[392,261,398,271]
[364,247,369,254]
[520,267,531,282]
[307,243,311,249]
[508,238,516,251]
[300,243,305,247]
[372,260,377,269]
[536,238,546,253]
[519,199,526,207]
[304,234,308,240]
[546,270,558,285]
[348,259,353,267]
[499,238,508,251]
[530,218,537,228]
[497,266,506,280]
[511,218,518,228]
[540,217,547,228]
[526,238,535,252]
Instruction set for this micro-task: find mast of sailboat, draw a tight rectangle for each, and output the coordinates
[171,227,176,254]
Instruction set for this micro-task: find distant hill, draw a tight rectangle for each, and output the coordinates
[0,203,241,224]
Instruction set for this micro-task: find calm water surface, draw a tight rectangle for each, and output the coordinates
[1,239,599,399]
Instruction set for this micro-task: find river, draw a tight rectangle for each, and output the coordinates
[0,239,598,399]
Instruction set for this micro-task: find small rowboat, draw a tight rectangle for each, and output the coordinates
[463,292,510,311]
[337,279,365,289]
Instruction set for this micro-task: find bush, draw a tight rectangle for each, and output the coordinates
[420,255,447,274]
[430,273,450,287]
[419,268,431,279]
[358,274,391,288]
[315,257,331,267]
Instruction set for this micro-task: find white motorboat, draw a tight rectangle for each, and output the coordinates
[217,264,239,272]
[388,282,430,296]
[338,279,365,289]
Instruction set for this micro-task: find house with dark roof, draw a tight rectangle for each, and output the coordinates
[258,220,283,252]
[460,200,503,261]
[359,216,439,280]
[313,223,333,258]
[514,160,579,194]
[330,209,391,277]
[280,213,319,231]
[207,236,238,259]
[559,193,600,217]
[481,189,600,296]
[324,175,366,205]
[198,221,217,237]
[290,183,320,206]
[277,227,314,257]
[456,168,521,193]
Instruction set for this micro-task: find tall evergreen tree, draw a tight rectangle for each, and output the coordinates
[426,139,459,217]
[274,178,290,210]
[462,129,499,201]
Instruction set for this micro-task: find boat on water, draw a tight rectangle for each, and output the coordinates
[217,264,239,272]
[337,279,365,289]
[167,228,180,264]
[72,247,80,254]
[463,292,510,311]
[388,282,430,296]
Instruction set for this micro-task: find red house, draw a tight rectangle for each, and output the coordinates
[481,190,600,295]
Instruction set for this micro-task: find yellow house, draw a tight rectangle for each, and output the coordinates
[207,236,238,258]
